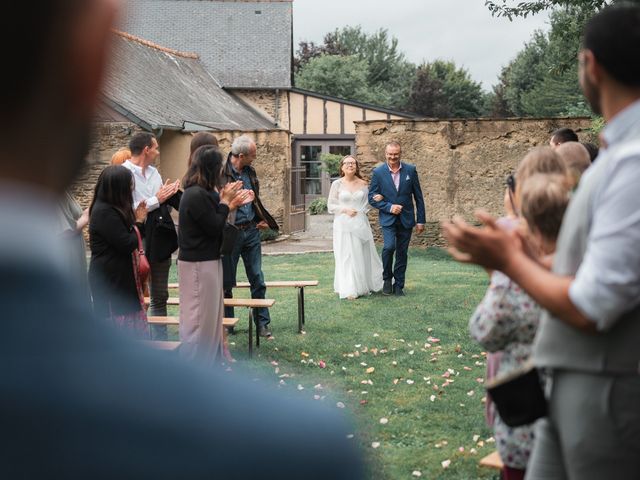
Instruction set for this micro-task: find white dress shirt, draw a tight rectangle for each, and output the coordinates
[568,100,640,330]
[122,160,162,212]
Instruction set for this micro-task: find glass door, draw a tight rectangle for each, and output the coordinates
[294,140,355,203]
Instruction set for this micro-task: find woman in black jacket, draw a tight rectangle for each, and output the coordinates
[89,166,148,338]
[178,146,251,364]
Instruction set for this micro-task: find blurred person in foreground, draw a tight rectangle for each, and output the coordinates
[444,6,640,479]
[0,1,363,478]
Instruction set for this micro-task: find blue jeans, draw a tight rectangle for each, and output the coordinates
[222,226,270,328]
[381,220,413,290]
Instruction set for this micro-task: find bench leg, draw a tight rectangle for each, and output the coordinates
[254,308,260,349]
[297,287,303,333]
[248,308,253,358]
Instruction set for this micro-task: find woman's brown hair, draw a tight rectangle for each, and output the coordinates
[183,146,224,191]
[339,155,364,180]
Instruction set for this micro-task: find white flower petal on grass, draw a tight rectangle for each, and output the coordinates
[409,350,415,355]
[406,379,415,385]
[379,417,389,425]
[430,395,436,402]
[412,470,422,477]
[297,384,304,391]
[373,333,379,337]
[336,402,345,409]
[473,435,480,442]
[441,459,451,469]
[346,434,354,439]
[371,442,380,449]
[467,390,475,396]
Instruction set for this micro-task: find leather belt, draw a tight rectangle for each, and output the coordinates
[235,221,256,230]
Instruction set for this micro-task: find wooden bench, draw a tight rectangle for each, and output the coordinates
[147,316,239,328]
[142,340,181,351]
[145,298,275,357]
[168,280,318,333]
[479,450,503,470]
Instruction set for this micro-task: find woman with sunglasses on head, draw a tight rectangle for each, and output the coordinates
[327,155,383,300]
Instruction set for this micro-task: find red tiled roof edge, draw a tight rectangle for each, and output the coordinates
[112,30,200,59]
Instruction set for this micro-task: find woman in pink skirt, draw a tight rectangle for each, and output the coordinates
[178,146,252,365]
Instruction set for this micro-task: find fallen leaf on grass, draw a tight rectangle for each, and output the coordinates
[301,352,309,358]
[366,367,375,374]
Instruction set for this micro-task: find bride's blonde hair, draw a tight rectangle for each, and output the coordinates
[339,155,364,180]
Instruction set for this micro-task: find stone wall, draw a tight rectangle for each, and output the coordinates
[233,89,290,130]
[71,122,141,210]
[72,122,292,232]
[355,117,594,247]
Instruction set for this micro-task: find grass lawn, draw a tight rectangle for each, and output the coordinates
[167,248,498,480]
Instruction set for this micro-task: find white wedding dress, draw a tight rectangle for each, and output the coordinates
[328,179,384,299]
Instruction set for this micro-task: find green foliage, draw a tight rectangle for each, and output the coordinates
[485,0,613,19]
[319,153,343,177]
[260,228,279,242]
[492,7,596,117]
[408,60,488,118]
[295,55,375,104]
[308,197,328,215]
[294,26,416,109]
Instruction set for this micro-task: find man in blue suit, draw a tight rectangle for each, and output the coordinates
[369,141,426,296]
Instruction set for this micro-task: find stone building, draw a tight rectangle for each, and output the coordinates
[117,0,415,230]
[78,31,293,229]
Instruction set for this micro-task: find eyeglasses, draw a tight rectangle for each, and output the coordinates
[506,174,516,193]
[343,162,357,166]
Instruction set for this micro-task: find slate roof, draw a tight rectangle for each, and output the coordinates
[118,0,293,89]
[103,31,276,131]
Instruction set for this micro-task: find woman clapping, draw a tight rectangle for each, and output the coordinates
[178,146,252,364]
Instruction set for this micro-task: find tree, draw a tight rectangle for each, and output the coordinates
[407,60,488,118]
[490,6,596,117]
[294,55,376,104]
[485,0,613,19]
[294,26,415,109]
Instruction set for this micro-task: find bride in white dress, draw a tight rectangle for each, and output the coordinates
[327,156,383,299]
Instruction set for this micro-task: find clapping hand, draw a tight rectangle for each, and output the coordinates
[157,179,180,203]
[229,189,254,210]
[135,200,147,223]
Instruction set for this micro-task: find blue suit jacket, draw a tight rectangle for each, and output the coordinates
[368,162,426,228]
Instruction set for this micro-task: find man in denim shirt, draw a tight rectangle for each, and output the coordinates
[223,135,279,337]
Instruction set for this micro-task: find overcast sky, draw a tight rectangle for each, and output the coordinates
[293,0,551,90]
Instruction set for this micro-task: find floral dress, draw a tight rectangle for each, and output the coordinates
[469,271,541,470]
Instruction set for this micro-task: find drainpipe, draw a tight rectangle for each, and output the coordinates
[274,89,280,127]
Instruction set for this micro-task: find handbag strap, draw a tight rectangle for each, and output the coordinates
[133,224,144,253]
